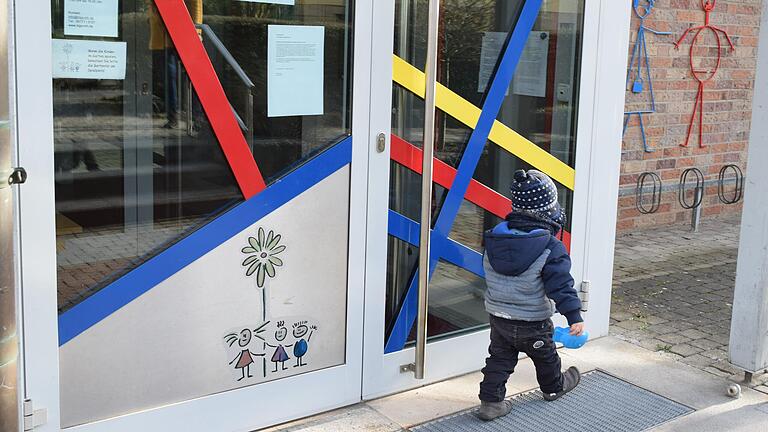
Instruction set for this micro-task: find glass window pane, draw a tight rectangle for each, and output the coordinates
[52,0,354,425]
[53,0,353,314]
[387,0,584,345]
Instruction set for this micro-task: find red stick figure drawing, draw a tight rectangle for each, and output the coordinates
[674,0,734,148]
[225,326,267,381]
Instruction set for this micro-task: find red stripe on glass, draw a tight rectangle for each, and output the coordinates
[391,134,571,251]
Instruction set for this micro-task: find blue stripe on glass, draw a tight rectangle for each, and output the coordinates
[388,210,484,277]
[385,0,543,353]
[385,210,485,354]
[59,137,353,346]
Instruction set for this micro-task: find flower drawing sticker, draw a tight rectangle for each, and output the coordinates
[241,227,285,288]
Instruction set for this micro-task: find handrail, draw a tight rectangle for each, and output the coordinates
[231,106,247,131]
[196,24,255,89]
[196,23,255,151]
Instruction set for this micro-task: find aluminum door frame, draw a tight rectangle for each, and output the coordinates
[15,0,376,430]
[362,0,632,399]
[0,0,21,429]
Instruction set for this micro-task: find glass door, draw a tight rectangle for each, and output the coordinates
[19,0,374,430]
[364,0,591,397]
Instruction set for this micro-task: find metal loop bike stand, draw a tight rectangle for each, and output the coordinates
[717,164,744,205]
[679,167,705,232]
[636,171,662,214]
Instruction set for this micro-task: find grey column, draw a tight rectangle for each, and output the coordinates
[728,0,768,374]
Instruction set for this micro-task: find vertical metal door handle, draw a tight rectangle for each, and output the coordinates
[414,0,442,380]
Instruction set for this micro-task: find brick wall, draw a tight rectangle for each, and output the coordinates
[617,0,761,232]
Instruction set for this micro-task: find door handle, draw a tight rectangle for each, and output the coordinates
[413,0,442,381]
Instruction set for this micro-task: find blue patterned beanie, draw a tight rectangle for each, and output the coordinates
[510,169,565,225]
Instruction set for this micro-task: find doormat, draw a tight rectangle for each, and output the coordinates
[409,370,692,432]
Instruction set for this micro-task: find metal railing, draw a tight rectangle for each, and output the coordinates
[191,24,255,151]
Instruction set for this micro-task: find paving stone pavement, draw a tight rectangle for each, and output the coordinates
[610,215,768,393]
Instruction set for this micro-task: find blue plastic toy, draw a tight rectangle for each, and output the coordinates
[553,327,589,349]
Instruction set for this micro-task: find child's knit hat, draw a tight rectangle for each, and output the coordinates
[510,169,565,225]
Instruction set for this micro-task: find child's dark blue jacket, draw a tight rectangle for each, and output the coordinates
[482,214,583,326]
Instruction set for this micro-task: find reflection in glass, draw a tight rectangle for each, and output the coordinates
[424,261,488,340]
[52,0,353,313]
[386,0,585,345]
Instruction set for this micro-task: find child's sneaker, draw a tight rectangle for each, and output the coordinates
[542,367,581,401]
[477,400,513,421]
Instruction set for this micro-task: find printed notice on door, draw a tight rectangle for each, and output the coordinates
[237,0,295,5]
[512,32,549,98]
[477,32,507,95]
[64,0,119,38]
[268,25,325,117]
[52,39,127,80]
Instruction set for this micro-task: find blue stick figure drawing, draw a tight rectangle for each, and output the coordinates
[624,0,671,152]
[292,322,317,368]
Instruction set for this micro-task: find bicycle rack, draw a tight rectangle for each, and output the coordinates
[717,164,744,205]
[679,168,704,232]
[636,172,662,214]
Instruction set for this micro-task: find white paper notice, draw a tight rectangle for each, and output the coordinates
[512,31,549,98]
[237,0,295,5]
[52,39,127,80]
[477,32,507,95]
[64,0,119,38]
[268,25,325,118]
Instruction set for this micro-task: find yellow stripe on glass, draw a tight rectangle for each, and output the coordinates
[392,54,576,190]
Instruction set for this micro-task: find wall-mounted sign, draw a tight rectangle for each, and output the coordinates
[52,39,127,80]
[64,0,119,38]
[268,25,325,118]
[513,31,549,98]
[237,0,295,5]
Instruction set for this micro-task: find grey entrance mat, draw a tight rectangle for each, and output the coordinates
[410,370,693,432]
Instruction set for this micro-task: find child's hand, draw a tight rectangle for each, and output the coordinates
[569,322,585,336]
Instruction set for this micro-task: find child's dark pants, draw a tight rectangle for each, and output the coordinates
[479,315,564,402]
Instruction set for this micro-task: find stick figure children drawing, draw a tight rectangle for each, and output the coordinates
[224,325,267,381]
[292,321,317,368]
[266,321,293,372]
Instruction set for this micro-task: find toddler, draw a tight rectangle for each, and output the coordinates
[478,169,584,421]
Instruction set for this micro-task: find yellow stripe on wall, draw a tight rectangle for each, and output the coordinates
[392,54,576,191]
